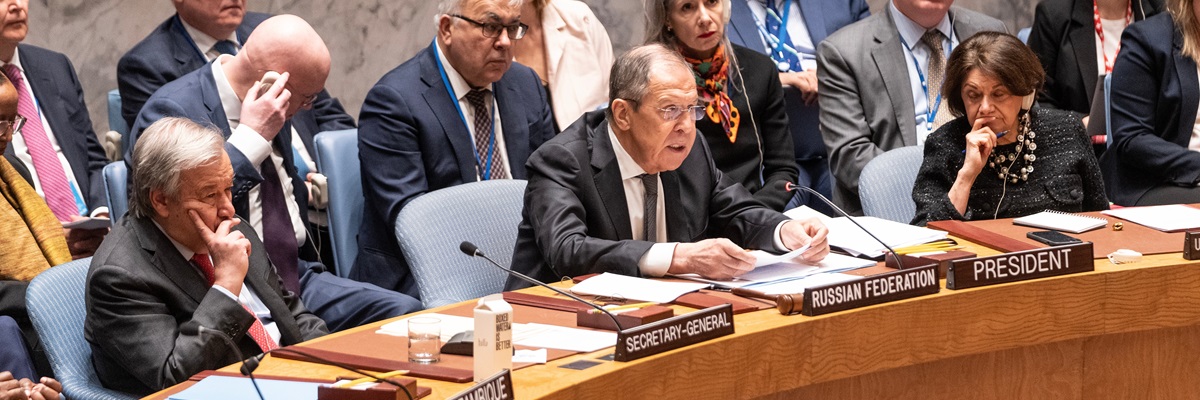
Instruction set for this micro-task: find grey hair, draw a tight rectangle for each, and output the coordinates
[606,43,691,119]
[128,117,226,219]
[436,0,525,16]
[643,0,733,46]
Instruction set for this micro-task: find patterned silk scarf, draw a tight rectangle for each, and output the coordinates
[681,43,741,143]
[0,157,71,281]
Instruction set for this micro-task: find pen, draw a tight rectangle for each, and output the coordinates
[963,130,1008,154]
[335,370,409,388]
[588,301,659,314]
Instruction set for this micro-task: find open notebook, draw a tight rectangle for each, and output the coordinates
[1012,210,1107,233]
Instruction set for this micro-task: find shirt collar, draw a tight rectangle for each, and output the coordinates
[5,46,22,70]
[151,219,197,261]
[180,16,239,62]
[434,39,493,100]
[607,125,649,181]
[889,1,953,49]
[210,55,243,125]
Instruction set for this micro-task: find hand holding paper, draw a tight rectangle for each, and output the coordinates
[780,218,829,263]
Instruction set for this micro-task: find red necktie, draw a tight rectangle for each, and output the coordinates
[3,64,78,221]
[191,254,278,352]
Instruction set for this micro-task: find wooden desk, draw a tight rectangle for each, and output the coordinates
[148,240,1200,399]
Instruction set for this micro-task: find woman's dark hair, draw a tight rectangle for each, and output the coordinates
[943,31,1045,117]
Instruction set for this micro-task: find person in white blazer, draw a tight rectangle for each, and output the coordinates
[514,0,615,131]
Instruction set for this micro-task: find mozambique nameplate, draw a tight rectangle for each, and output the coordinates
[446,369,513,400]
[802,264,940,316]
[1184,232,1200,260]
[946,242,1094,290]
[614,304,734,362]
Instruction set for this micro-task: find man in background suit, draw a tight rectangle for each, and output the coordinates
[0,0,110,256]
[506,44,829,289]
[817,0,1004,215]
[727,0,869,213]
[117,0,354,179]
[355,0,555,298]
[129,15,419,332]
[86,117,327,396]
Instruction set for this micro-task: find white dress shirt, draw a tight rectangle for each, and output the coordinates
[153,220,280,346]
[889,1,957,145]
[180,19,240,62]
[212,56,308,247]
[435,41,513,179]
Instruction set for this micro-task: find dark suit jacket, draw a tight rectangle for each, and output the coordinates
[1028,0,1162,114]
[128,65,310,223]
[354,43,555,297]
[505,111,790,289]
[1099,13,1200,205]
[117,13,354,156]
[817,6,1005,215]
[3,44,107,213]
[727,0,869,162]
[85,216,327,396]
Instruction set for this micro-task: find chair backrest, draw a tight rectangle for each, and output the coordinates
[1018,27,1032,44]
[106,90,127,137]
[859,146,925,224]
[396,180,527,308]
[103,162,128,222]
[26,258,137,400]
[312,129,360,277]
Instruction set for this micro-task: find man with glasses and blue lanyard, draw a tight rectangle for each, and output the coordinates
[506,44,829,289]
[354,0,555,299]
[816,0,1004,215]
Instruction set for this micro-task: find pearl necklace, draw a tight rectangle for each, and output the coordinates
[986,115,1036,183]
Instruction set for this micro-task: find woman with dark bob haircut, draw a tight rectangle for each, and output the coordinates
[911,32,1109,226]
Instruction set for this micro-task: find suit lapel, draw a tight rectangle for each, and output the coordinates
[728,0,766,51]
[197,67,232,136]
[872,12,916,146]
[133,217,211,304]
[1068,0,1099,98]
[1174,31,1199,141]
[544,4,567,87]
[590,123,633,240]
[419,46,479,182]
[495,77,530,178]
[802,0,831,45]
[168,15,206,68]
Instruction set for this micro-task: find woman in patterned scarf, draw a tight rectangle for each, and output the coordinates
[644,0,799,211]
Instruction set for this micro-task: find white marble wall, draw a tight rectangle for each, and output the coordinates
[24,0,1036,138]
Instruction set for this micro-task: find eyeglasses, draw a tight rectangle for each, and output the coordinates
[625,99,705,122]
[449,14,528,40]
[0,114,25,135]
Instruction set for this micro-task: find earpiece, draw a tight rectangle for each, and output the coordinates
[1021,93,1035,111]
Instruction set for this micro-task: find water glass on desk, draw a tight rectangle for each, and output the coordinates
[408,317,441,363]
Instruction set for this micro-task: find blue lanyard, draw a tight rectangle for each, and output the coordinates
[770,0,792,57]
[897,30,952,131]
[432,41,498,180]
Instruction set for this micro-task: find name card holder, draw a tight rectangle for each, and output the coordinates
[446,369,513,400]
[318,378,421,400]
[1184,232,1200,260]
[885,250,977,279]
[945,242,1094,290]
[614,304,734,362]
[802,264,940,316]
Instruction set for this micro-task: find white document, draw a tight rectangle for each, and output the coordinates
[377,313,474,342]
[677,252,874,289]
[569,272,708,303]
[512,323,617,353]
[787,206,949,258]
[750,273,863,296]
[513,348,548,364]
[751,243,810,267]
[1102,205,1200,232]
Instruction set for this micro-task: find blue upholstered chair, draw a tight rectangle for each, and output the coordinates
[859,146,925,224]
[26,257,138,400]
[102,162,128,222]
[312,129,360,278]
[106,90,126,137]
[395,180,527,308]
[1018,27,1032,44]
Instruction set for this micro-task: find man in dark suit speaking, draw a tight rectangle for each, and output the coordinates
[354,0,555,298]
[506,44,829,289]
[85,117,327,396]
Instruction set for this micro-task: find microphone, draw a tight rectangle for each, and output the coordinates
[459,241,624,331]
[185,322,415,400]
[181,321,265,400]
[785,183,905,270]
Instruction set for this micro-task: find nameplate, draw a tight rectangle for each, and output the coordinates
[614,304,734,362]
[802,264,940,316]
[446,369,513,400]
[1184,232,1200,260]
[946,242,1094,290]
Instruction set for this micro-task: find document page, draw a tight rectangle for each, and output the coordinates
[569,273,709,303]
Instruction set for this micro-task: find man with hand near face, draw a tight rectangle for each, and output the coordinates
[506,44,830,289]
[85,118,327,396]
[354,0,555,298]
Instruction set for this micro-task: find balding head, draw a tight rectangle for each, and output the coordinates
[225,15,330,117]
[0,72,16,153]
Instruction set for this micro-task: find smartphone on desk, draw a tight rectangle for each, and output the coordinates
[1026,230,1082,246]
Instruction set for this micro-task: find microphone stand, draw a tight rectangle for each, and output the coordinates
[786,183,905,270]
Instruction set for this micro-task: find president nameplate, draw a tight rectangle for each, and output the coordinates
[801,264,940,316]
[446,369,513,400]
[946,242,1093,290]
[614,304,734,362]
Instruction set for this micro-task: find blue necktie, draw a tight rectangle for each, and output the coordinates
[213,40,238,56]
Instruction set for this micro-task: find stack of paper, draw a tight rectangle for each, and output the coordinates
[676,252,874,289]
[1102,205,1200,232]
[377,313,617,353]
[569,273,709,303]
